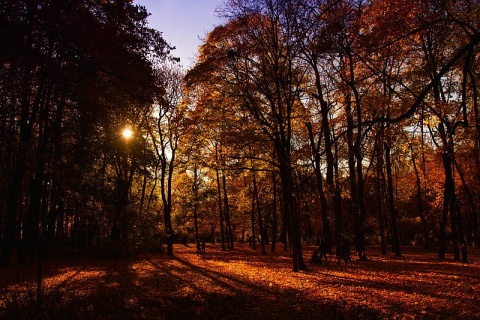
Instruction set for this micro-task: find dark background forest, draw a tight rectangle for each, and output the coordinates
[1,0,480,276]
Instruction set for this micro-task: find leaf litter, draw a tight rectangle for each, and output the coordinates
[1,243,479,319]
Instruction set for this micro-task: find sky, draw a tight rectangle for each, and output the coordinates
[134,0,225,68]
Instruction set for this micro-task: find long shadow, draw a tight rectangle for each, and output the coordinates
[308,253,480,318]
[145,253,384,320]
[192,244,292,265]
[3,244,478,319]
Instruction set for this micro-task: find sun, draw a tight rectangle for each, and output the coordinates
[122,128,133,139]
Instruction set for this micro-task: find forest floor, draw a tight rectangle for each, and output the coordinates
[1,243,479,320]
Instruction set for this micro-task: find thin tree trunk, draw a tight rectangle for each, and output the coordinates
[250,186,256,251]
[139,164,148,215]
[222,174,234,250]
[411,148,429,250]
[252,169,266,254]
[376,138,387,255]
[216,167,226,251]
[333,138,343,247]
[193,163,200,241]
[305,122,333,250]
[385,143,401,257]
[271,170,277,253]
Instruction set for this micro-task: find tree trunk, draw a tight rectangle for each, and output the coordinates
[250,186,256,251]
[309,60,342,248]
[376,139,387,255]
[345,94,367,261]
[278,149,306,271]
[333,141,344,248]
[385,143,401,257]
[345,48,368,261]
[438,123,459,260]
[305,122,333,250]
[164,204,174,256]
[222,174,234,250]
[252,169,266,254]
[216,167,226,251]
[193,163,200,241]
[271,170,277,253]
[411,148,430,250]
[471,71,480,247]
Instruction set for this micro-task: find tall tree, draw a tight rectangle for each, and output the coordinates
[145,63,187,256]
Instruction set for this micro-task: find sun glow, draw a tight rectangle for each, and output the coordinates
[122,128,133,139]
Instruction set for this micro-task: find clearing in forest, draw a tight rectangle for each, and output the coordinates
[1,243,479,319]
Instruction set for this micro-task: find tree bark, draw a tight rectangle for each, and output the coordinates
[193,163,200,241]
[271,170,277,253]
[222,173,234,250]
[376,138,387,255]
[216,165,226,251]
[385,143,401,257]
[252,169,266,254]
[411,148,430,250]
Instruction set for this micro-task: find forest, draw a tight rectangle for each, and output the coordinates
[1,0,480,318]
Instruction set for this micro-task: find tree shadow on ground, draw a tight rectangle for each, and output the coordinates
[1,243,479,319]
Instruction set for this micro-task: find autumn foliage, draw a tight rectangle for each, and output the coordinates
[1,243,479,319]
[2,1,480,318]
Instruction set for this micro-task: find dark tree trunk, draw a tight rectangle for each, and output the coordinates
[271,170,277,253]
[216,167,226,251]
[139,164,148,216]
[252,170,266,254]
[277,148,306,271]
[345,94,367,261]
[438,123,460,260]
[193,163,200,241]
[345,48,368,261]
[376,139,387,255]
[250,187,256,251]
[470,71,480,247]
[452,158,476,257]
[164,204,174,256]
[385,143,401,257]
[223,174,234,250]
[411,148,430,250]
[305,122,333,250]
[160,152,174,256]
[333,142,343,248]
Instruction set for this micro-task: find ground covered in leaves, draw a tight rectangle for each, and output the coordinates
[1,243,479,319]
